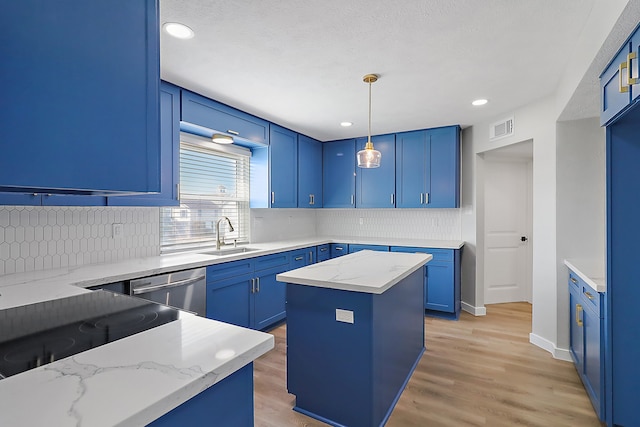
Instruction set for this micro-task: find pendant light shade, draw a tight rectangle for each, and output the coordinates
[357,74,381,168]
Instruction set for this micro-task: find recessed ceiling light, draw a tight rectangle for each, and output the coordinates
[340,122,353,127]
[163,22,194,39]
[472,99,488,106]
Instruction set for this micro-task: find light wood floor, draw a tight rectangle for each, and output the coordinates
[253,303,602,427]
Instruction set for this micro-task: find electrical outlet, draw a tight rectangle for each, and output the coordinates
[112,223,123,238]
[336,309,354,324]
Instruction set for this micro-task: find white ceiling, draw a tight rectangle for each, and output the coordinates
[160,0,599,142]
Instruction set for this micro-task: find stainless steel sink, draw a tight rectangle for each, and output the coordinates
[199,247,259,256]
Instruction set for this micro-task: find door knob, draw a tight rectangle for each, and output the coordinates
[521,236,528,242]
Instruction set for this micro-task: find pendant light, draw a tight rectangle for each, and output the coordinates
[357,74,382,168]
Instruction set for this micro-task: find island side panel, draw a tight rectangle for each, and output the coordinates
[148,364,254,427]
[286,284,375,427]
[372,267,426,425]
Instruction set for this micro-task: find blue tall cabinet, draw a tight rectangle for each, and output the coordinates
[0,0,161,196]
[600,22,640,427]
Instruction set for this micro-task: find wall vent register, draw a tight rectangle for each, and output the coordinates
[490,116,514,140]
[0,291,184,380]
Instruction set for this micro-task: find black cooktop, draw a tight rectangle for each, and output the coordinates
[0,290,181,380]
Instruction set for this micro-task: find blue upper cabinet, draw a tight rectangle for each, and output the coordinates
[396,126,460,208]
[109,81,180,207]
[0,0,161,195]
[269,125,298,208]
[355,134,396,208]
[298,135,323,208]
[323,139,356,208]
[181,90,269,145]
[600,23,640,126]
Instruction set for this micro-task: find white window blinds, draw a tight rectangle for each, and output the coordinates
[161,134,250,253]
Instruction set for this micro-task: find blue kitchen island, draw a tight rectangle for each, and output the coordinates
[277,250,432,427]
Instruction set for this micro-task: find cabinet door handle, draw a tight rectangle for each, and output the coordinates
[335,247,343,251]
[351,194,355,205]
[584,291,595,300]
[576,304,583,326]
[271,191,275,204]
[420,193,423,204]
[251,278,256,293]
[620,58,631,93]
[570,277,578,284]
[629,52,638,86]
[256,277,260,292]
[295,256,303,261]
[309,194,314,205]
[309,251,313,263]
[390,194,394,205]
[424,192,429,204]
[320,247,328,252]
[227,129,240,135]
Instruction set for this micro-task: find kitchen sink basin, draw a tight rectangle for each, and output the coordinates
[199,247,259,256]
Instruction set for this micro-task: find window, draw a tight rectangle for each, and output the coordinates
[161,133,250,253]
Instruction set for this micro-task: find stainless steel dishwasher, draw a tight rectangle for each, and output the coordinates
[130,267,206,317]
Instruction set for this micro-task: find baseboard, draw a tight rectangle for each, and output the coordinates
[461,301,486,316]
[529,333,573,362]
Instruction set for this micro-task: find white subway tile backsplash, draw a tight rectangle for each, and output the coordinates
[316,209,461,240]
[0,206,160,276]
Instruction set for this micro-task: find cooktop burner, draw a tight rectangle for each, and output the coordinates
[0,290,182,380]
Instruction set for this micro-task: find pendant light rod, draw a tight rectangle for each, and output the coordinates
[364,74,378,147]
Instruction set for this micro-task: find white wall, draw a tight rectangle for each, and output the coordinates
[556,118,606,350]
[0,206,160,275]
[469,95,562,356]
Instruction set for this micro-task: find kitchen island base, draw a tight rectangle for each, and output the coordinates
[286,268,425,427]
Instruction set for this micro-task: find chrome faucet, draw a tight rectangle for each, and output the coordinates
[216,216,234,250]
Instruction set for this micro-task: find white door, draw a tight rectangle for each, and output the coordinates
[484,159,532,304]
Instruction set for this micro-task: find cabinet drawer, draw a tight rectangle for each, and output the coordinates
[348,244,389,253]
[289,248,313,269]
[181,90,269,144]
[207,259,254,283]
[317,244,330,262]
[390,246,454,262]
[568,271,581,290]
[254,252,290,271]
[581,285,603,318]
[330,243,348,258]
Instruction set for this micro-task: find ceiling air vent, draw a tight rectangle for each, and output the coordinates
[490,116,514,140]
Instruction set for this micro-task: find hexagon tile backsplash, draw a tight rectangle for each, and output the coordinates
[0,206,160,276]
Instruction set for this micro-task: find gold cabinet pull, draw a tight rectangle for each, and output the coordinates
[576,304,583,326]
[570,277,578,284]
[584,291,595,300]
[629,52,638,85]
[620,59,630,93]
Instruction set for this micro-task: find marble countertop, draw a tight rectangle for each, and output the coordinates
[0,236,460,425]
[277,250,432,294]
[0,308,273,426]
[0,237,464,309]
[564,259,606,293]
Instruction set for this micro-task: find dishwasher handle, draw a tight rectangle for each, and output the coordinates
[132,275,205,294]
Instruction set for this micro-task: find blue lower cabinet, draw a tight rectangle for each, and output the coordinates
[330,243,348,258]
[206,253,289,330]
[348,244,389,253]
[567,270,605,421]
[149,363,254,427]
[253,264,289,330]
[390,246,461,320]
[289,247,317,269]
[317,244,330,262]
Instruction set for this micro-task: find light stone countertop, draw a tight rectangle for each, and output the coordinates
[564,259,606,293]
[0,236,462,425]
[277,250,432,294]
